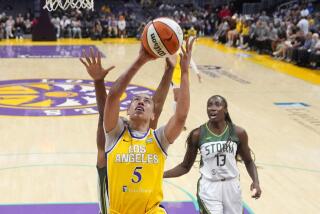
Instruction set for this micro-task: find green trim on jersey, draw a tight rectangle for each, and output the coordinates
[197,178,212,214]
[199,123,239,147]
[198,123,240,168]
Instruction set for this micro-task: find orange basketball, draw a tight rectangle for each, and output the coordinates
[141,17,183,58]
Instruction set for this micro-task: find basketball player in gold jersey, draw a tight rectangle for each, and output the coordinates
[170,36,202,130]
[102,38,194,214]
[80,47,175,214]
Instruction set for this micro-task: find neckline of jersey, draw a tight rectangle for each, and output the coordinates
[205,122,228,137]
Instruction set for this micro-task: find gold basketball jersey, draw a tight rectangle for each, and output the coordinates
[106,127,167,214]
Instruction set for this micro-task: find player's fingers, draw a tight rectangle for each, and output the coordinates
[82,49,91,65]
[188,37,196,52]
[90,47,96,64]
[79,58,89,68]
[185,38,189,52]
[97,51,101,66]
[181,46,186,56]
[105,65,115,73]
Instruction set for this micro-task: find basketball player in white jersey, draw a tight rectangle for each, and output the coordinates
[164,95,261,214]
[80,47,175,214]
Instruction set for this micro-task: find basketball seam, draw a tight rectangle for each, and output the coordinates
[152,20,170,54]
[155,21,180,54]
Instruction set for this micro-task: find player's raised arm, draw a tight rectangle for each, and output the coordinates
[164,37,195,143]
[104,45,154,133]
[150,57,175,129]
[80,47,115,116]
[80,47,115,168]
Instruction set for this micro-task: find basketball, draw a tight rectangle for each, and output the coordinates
[141,17,183,58]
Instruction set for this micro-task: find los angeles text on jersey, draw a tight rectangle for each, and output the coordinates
[203,141,236,156]
[115,145,159,164]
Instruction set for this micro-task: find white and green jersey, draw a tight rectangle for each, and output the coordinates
[198,123,240,181]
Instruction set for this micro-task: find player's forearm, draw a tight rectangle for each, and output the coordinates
[164,164,190,178]
[104,58,146,132]
[97,118,105,150]
[175,72,190,121]
[245,160,260,184]
[153,66,174,115]
[108,58,146,101]
[94,80,107,116]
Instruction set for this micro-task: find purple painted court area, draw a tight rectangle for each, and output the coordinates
[0,202,252,214]
[0,45,104,58]
[0,202,195,214]
[0,202,249,214]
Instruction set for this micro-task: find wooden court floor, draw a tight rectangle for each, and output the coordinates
[0,38,319,214]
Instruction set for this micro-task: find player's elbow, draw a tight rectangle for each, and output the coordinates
[244,158,254,166]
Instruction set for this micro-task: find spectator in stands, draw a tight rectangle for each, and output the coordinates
[227,16,243,47]
[300,4,310,18]
[296,32,314,65]
[269,23,279,53]
[24,12,32,34]
[309,33,320,68]
[92,20,103,40]
[136,22,146,40]
[254,20,269,54]
[118,15,126,38]
[72,17,82,38]
[60,16,72,38]
[51,16,61,38]
[239,19,250,50]
[110,15,118,37]
[307,3,314,14]
[285,30,305,62]
[213,18,229,43]
[14,14,24,39]
[297,14,309,36]
[259,11,269,23]
[218,5,232,22]
[5,16,14,39]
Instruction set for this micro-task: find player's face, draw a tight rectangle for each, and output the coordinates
[207,96,227,122]
[127,94,154,121]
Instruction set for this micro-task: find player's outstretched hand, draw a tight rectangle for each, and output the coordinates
[80,47,115,81]
[180,37,196,74]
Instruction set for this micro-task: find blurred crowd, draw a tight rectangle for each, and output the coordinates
[212,3,320,68]
[0,0,319,68]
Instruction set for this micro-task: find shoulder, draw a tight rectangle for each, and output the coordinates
[187,127,201,147]
[234,124,248,143]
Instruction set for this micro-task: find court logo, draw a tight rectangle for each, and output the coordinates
[198,65,250,84]
[0,79,155,117]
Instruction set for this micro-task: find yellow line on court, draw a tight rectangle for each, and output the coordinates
[197,38,320,85]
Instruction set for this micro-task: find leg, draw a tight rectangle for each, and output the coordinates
[222,179,242,214]
[197,178,223,214]
[97,166,109,214]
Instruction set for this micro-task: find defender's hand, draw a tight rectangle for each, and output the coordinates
[80,47,115,81]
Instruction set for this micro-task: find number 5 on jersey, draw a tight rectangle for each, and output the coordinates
[131,166,143,183]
